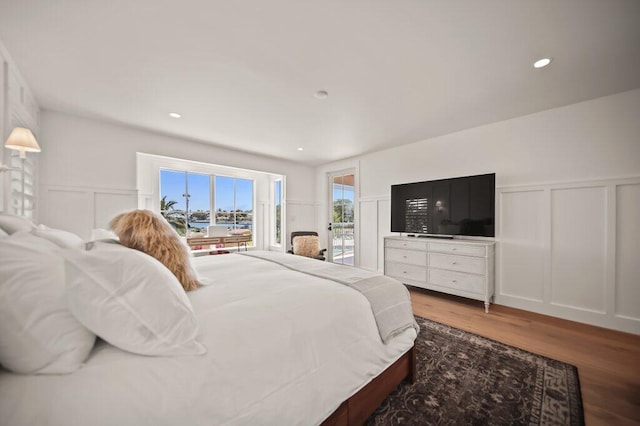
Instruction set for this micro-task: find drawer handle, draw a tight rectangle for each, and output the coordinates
[452,262,457,265]
[403,255,407,258]
[452,280,457,283]
[403,271,407,274]
[452,248,457,251]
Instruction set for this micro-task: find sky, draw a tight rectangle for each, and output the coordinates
[333,183,354,203]
[160,170,253,212]
[161,170,350,213]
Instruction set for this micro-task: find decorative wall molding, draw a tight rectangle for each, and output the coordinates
[359,193,392,270]
[359,194,391,202]
[286,199,317,250]
[497,175,640,191]
[286,199,318,206]
[496,176,640,334]
[39,184,138,239]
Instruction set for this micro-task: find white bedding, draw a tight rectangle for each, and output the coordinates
[0,253,416,426]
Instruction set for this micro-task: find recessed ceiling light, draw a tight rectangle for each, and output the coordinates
[533,58,552,68]
[169,112,182,118]
[297,147,304,151]
[314,90,328,99]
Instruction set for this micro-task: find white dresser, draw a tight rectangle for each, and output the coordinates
[384,236,495,312]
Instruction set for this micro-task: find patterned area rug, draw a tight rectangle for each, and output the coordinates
[367,317,584,425]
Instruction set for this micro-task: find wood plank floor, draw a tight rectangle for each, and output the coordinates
[409,287,640,426]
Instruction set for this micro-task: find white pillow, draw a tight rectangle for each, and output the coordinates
[0,232,96,374]
[62,241,206,356]
[0,213,35,234]
[33,224,84,248]
[90,228,118,241]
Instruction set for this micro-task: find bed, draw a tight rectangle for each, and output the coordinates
[0,220,418,426]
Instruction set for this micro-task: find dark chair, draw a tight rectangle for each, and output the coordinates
[287,231,327,261]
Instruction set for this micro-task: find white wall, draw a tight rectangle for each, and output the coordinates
[317,89,640,334]
[38,110,316,243]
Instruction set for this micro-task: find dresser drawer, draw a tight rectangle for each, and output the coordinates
[383,236,494,311]
[385,239,428,251]
[428,242,486,257]
[428,253,486,275]
[385,248,427,266]
[428,269,485,294]
[385,262,427,283]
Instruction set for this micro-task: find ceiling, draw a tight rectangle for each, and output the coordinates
[1,0,639,165]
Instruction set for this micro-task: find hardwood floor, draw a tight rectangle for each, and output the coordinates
[409,287,640,426]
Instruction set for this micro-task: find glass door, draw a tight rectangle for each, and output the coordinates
[329,171,355,266]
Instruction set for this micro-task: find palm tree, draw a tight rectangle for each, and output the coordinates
[160,196,186,234]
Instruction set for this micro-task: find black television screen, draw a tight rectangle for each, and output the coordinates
[390,173,495,237]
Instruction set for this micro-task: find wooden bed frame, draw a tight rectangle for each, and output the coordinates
[321,344,417,425]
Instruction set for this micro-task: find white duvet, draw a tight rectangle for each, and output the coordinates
[0,253,416,426]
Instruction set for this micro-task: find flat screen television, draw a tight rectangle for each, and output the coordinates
[391,173,495,238]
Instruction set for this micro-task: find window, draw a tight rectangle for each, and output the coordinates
[214,176,253,233]
[159,170,211,236]
[273,179,282,245]
[142,153,284,252]
[160,170,187,236]
[187,173,211,233]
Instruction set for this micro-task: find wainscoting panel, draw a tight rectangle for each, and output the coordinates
[550,186,607,313]
[357,196,393,272]
[496,177,640,334]
[498,190,546,302]
[359,199,378,271]
[40,187,93,238]
[40,185,137,240]
[137,193,154,210]
[615,183,640,321]
[377,199,391,273]
[286,200,316,250]
[94,191,139,229]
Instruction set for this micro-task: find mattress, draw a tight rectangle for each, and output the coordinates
[0,253,416,426]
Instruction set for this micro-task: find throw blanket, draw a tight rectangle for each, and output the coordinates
[240,251,419,343]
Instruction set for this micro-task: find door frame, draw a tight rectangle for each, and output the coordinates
[327,168,358,266]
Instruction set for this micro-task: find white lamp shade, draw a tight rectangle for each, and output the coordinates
[5,127,41,153]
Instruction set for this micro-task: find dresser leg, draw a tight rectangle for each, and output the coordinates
[484,302,490,313]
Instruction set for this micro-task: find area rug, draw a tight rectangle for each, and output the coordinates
[367,316,584,425]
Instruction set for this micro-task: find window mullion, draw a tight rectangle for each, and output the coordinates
[214,175,216,226]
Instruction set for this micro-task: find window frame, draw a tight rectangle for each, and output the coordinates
[271,177,284,247]
[159,169,214,237]
[141,153,285,252]
[213,174,255,233]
